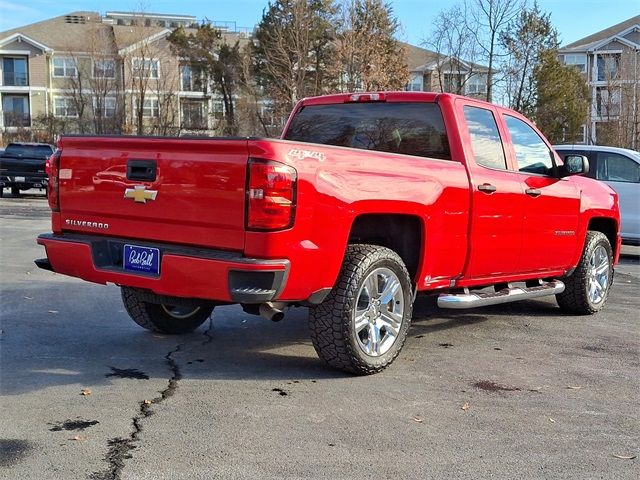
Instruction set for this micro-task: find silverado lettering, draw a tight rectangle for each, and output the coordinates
[36,92,621,375]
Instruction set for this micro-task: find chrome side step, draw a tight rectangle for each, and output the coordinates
[437,280,565,309]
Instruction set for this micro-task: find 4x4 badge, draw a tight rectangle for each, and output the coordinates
[124,186,158,203]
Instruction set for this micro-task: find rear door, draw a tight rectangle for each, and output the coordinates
[502,115,580,272]
[458,101,523,278]
[594,151,640,242]
[58,137,249,251]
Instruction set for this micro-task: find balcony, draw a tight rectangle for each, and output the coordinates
[3,72,29,87]
[3,111,31,127]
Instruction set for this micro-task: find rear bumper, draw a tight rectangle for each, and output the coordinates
[1,175,47,188]
[36,233,289,303]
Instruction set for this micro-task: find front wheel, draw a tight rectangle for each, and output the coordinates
[121,287,213,334]
[556,231,614,314]
[309,245,413,375]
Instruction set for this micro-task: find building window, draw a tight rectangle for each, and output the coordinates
[465,74,487,95]
[53,57,77,77]
[563,54,587,73]
[140,97,159,117]
[2,94,30,126]
[93,59,116,78]
[181,64,205,91]
[93,97,117,117]
[597,54,620,81]
[54,97,78,117]
[406,73,423,92]
[132,58,159,79]
[3,57,28,86]
[596,87,621,117]
[443,73,465,93]
[181,100,206,129]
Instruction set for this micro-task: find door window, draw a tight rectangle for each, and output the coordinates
[504,115,554,175]
[463,106,506,169]
[596,152,640,183]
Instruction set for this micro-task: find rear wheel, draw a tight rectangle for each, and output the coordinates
[11,186,20,197]
[556,231,613,314]
[309,244,413,375]
[121,287,213,334]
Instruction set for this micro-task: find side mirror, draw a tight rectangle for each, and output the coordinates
[561,154,589,177]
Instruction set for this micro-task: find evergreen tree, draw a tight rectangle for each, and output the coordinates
[500,1,558,115]
[533,50,589,144]
[253,0,337,120]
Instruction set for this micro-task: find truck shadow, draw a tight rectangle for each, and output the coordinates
[0,281,600,396]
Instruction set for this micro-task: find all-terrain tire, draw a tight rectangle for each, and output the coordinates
[121,287,213,334]
[309,244,413,375]
[556,231,613,315]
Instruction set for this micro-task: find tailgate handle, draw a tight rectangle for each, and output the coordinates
[127,159,157,181]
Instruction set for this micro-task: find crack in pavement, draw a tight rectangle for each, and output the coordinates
[89,344,183,480]
[202,316,214,346]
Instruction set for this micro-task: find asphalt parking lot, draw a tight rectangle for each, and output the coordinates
[1,190,638,480]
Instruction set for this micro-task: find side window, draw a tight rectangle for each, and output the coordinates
[463,106,507,170]
[504,115,554,175]
[596,152,640,183]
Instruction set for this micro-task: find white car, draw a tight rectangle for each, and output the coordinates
[554,145,640,245]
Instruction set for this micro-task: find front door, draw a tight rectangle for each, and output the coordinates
[502,114,581,273]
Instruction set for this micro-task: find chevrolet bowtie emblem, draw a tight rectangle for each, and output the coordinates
[124,185,158,203]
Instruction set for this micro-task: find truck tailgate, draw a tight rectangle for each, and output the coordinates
[58,136,249,251]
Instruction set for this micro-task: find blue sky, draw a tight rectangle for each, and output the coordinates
[1,0,638,47]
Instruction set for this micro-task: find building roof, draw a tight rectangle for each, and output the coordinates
[561,15,640,52]
[402,42,488,73]
[0,11,247,55]
[0,12,117,53]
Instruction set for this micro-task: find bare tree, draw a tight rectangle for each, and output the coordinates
[85,24,123,134]
[333,0,409,92]
[425,2,482,95]
[469,0,523,101]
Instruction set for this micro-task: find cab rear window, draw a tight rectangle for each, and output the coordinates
[284,102,451,160]
[4,144,53,158]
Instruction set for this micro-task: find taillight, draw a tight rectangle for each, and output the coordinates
[246,159,297,231]
[48,150,61,212]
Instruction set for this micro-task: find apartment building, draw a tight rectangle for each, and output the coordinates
[404,44,489,98]
[559,15,640,148]
[0,10,489,144]
[0,11,250,142]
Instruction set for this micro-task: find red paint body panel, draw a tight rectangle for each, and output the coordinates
[56,136,249,251]
[38,92,620,303]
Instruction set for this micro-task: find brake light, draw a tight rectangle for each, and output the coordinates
[48,150,61,212]
[346,93,386,103]
[246,159,297,231]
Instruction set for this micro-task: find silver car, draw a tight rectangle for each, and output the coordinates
[554,145,640,245]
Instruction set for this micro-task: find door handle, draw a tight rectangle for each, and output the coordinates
[127,159,157,181]
[478,183,497,193]
[525,188,541,197]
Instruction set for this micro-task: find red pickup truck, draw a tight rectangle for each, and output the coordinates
[36,92,620,374]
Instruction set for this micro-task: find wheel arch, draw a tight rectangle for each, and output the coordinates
[347,213,423,282]
[587,217,618,260]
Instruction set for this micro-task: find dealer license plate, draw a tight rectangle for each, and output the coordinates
[123,244,160,275]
